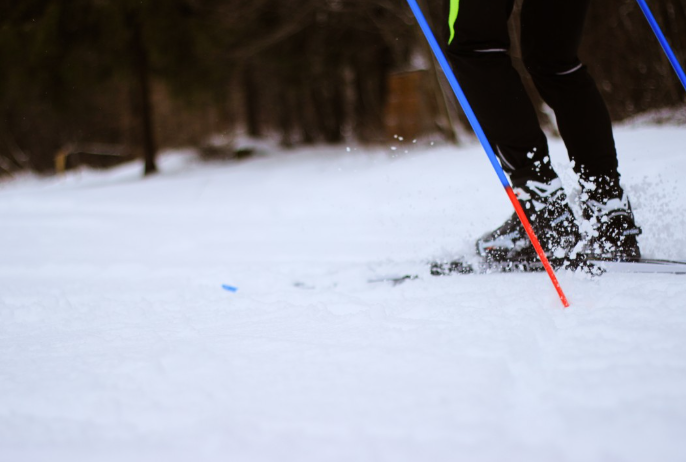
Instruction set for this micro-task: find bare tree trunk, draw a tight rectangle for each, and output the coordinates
[328,70,346,143]
[311,73,344,143]
[295,81,316,144]
[278,85,295,147]
[130,13,158,176]
[243,60,262,138]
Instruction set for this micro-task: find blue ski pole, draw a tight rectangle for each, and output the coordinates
[405,0,569,307]
[636,0,686,91]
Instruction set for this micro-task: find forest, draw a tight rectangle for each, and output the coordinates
[1,0,685,177]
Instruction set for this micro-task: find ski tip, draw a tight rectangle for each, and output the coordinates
[222,284,238,292]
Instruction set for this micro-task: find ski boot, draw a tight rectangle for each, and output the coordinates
[579,183,642,261]
[476,177,580,265]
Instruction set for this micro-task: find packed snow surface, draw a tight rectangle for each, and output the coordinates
[1,123,686,461]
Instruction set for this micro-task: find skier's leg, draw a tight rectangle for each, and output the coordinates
[520,1,641,259]
[444,0,554,183]
[520,0,619,193]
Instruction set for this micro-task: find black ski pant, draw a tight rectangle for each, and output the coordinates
[444,0,621,193]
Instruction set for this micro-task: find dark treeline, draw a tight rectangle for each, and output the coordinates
[0,0,684,177]
[583,0,686,118]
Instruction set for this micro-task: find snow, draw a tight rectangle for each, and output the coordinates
[1,123,686,462]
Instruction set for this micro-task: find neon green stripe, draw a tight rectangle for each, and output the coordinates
[448,0,460,45]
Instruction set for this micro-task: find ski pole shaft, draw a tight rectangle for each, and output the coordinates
[405,0,569,307]
[636,0,686,91]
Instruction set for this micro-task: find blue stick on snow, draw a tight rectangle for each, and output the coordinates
[636,0,686,91]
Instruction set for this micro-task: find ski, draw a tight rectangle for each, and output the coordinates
[306,257,686,290]
[584,258,686,275]
[429,257,686,276]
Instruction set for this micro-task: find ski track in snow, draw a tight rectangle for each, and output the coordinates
[1,125,686,461]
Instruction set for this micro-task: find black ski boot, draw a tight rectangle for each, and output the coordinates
[580,183,641,261]
[476,177,580,263]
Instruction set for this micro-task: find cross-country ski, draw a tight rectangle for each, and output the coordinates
[430,256,686,276]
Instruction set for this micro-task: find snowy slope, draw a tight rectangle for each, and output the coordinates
[1,123,686,462]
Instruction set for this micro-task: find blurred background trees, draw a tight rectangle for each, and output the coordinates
[0,0,684,177]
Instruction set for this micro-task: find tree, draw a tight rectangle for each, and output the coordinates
[0,0,233,176]
[3,0,682,178]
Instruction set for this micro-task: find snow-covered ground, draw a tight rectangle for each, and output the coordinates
[1,122,686,462]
